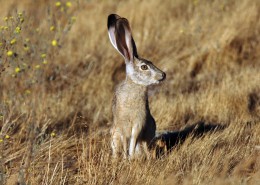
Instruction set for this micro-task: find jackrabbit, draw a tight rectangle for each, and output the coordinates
[107,14,166,158]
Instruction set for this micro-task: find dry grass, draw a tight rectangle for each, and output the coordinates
[0,0,259,184]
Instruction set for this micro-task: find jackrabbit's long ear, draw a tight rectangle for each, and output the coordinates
[107,14,138,62]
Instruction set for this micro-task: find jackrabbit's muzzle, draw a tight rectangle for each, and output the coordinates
[156,72,166,82]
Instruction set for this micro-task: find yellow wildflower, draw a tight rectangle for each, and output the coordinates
[66,2,72,7]
[5,135,10,139]
[4,26,8,30]
[52,39,57,46]
[15,26,21,33]
[25,38,30,42]
[10,38,16,45]
[41,53,46,58]
[24,46,30,51]
[25,90,31,94]
[0,139,3,142]
[50,26,55,31]
[55,1,61,7]
[43,60,48,64]
[35,65,41,69]
[7,50,13,57]
[3,17,8,21]
[51,132,56,137]
[15,67,21,73]
[18,12,23,17]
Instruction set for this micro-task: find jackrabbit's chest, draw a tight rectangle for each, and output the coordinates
[115,93,147,121]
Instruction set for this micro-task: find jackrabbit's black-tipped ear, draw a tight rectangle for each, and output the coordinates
[107,14,138,62]
[107,14,121,51]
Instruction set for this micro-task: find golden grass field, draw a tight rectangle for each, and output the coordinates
[0,0,260,184]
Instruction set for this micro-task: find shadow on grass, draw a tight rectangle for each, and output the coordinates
[151,121,226,158]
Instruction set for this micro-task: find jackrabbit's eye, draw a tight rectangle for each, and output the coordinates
[141,65,148,70]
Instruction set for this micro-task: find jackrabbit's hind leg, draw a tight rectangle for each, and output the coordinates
[130,125,143,158]
[129,135,138,158]
[111,131,121,158]
[135,143,142,157]
[121,135,128,159]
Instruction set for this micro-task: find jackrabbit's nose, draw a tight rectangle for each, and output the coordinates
[160,72,166,81]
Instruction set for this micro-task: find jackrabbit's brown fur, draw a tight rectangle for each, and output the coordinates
[107,14,166,158]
